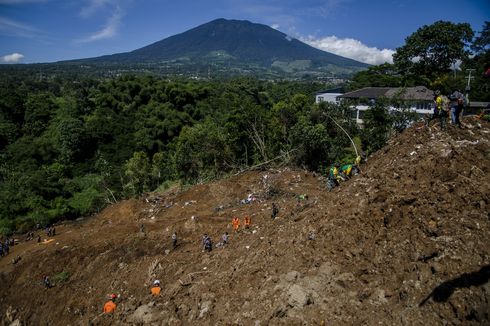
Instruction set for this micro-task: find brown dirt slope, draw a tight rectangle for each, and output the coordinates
[1,119,489,326]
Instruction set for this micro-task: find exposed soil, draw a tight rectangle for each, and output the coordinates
[1,118,489,326]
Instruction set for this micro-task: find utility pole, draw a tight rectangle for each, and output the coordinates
[465,69,475,99]
[463,69,475,116]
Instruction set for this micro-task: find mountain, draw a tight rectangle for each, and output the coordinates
[70,18,368,78]
[1,120,489,324]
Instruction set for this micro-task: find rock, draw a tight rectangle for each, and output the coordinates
[127,304,158,324]
[198,300,213,318]
[287,284,312,308]
[284,271,300,282]
[370,288,388,305]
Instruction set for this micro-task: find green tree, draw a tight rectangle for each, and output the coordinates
[174,120,232,183]
[393,21,474,80]
[471,21,489,54]
[124,151,151,196]
[349,63,403,90]
[361,99,392,152]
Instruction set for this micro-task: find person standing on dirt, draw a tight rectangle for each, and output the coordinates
[203,235,213,252]
[202,234,209,251]
[243,216,251,229]
[222,232,229,245]
[450,89,465,128]
[3,240,9,255]
[435,90,450,130]
[271,203,279,220]
[232,217,240,232]
[103,294,117,313]
[151,280,162,296]
[43,275,52,289]
[172,232,177,249]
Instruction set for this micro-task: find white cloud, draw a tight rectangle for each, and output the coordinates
[76,6,122,43]
[0,0,47,3]
[80,0,113,18]
[271,23,280,30]
[1,52,24,63]
[0,16,38,37]
[303,35,395,65]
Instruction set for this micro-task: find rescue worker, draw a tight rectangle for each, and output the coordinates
[103,294,117,313]
[222,232,229,245]
[171,232,177,249]
[151,280,162,296]
[450,89,465,128]
[232,217,240,232]
[271,203,279,220]
[329,163,341,183]
[3,240,8,255]
[243,216,251,229]
[355,155,361,166]
[202,234,210,251]
[435,90,450,130]
[43,275,52,289]
[204,235,213,252]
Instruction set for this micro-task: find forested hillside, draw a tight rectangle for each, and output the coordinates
[1,75,378,234]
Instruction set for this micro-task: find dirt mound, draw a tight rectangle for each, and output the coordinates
[1,119,489,325]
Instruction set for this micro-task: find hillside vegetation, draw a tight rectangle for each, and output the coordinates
[0,118,489,325]
[1,75,376,235]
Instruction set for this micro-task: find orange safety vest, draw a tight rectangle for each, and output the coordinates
[103,300,116,313]
[232,217,240,230]
[244,217,251,226]
[151,286,161,296]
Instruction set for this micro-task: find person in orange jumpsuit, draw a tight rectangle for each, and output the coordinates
[103,294,117,313]
[232,217,240,232]
[151,280,162,296]
[243,216,251,229]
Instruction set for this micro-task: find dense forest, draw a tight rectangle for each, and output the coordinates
[0,20,488,235]
[0,75,377,234]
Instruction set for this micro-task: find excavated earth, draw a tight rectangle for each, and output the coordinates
[1,119,489,326]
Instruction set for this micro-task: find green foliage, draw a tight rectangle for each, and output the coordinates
[361,99,393,152]
[471,21,490,54]
[52,271,70,283]
[0,73,385,232]
[124,151,151,196]
[393,21,474,80]
[67,175,104,215]
[349,63,403,90]
[174,120,233,183]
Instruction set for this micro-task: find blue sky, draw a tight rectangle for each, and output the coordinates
[0,0,488,64]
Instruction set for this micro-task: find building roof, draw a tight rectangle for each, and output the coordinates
[339,87,392,99]
[385,86,434,101]
[339,86,434,101]
[315,87,345,95]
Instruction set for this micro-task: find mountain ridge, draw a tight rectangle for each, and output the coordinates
[65,18,368,78]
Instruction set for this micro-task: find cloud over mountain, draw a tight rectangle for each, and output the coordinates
[303,35,394,65]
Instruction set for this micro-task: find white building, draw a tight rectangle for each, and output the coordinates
[315,87,345,104]
[337,86,435,125]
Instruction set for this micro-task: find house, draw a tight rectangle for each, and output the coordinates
[338,86,435,124]
[315,87,345,104]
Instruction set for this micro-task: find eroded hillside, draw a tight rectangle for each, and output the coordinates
[1,119,489,325]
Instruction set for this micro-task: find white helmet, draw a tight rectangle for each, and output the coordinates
[153,280,161,285]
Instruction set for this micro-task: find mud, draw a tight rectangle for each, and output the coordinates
[1,119,489,325]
